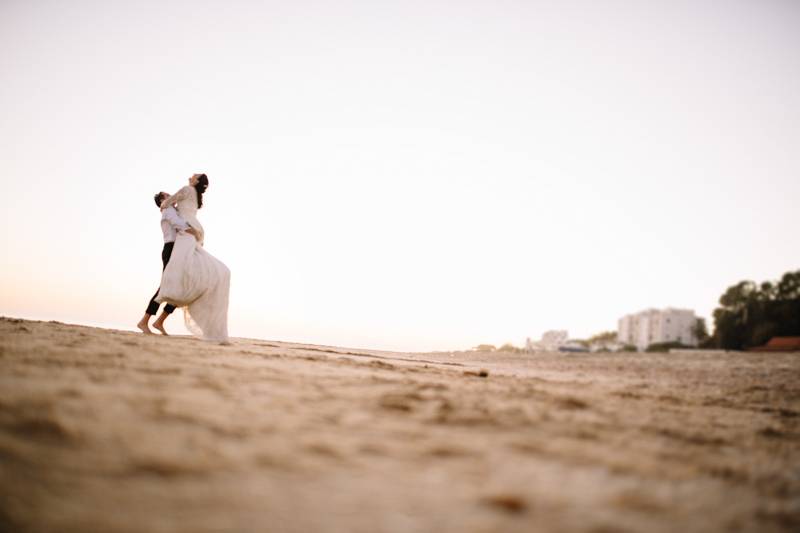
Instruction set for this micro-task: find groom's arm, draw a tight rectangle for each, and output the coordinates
[164,207,200,241]
[163,207,190,231]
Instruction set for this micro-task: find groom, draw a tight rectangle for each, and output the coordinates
[137,191,199,335]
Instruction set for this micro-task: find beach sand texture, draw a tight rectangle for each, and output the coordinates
[1,317,798,532]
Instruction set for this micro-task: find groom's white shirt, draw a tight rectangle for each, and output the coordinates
[161,206,189,243]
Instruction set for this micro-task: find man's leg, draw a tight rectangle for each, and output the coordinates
[137,289,161,334]
[152,242,177,335]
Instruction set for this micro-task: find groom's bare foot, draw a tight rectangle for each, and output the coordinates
[153,322,169,336]
[137,319,153,334]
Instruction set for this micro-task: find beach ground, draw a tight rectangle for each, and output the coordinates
[1,317,798,532]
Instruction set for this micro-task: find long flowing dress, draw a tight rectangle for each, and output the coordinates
[155,186,231,342]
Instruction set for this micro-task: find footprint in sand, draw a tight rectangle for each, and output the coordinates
[481,494,528,514]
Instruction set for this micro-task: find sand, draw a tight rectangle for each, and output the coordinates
[1,316,798,533]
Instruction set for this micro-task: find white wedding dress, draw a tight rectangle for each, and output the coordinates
[155,185,231,343]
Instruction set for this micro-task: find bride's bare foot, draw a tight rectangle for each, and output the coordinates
[137,318,153,334]
[153,321,169,336]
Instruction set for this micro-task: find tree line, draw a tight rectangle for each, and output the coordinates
[709,269,800,350]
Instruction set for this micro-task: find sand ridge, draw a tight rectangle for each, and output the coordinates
[0,317,798,532]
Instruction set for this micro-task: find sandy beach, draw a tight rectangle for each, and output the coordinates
[1,316,798,533]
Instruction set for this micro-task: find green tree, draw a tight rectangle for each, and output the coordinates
[776,271,800,299]
[498,343,524,353]
[711,270,800,350]
[646,341,690,353]
[691,318,709,343]
[473,344,496,352]
[587,331,617,343]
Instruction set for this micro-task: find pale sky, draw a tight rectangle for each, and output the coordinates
[1,0,798,351]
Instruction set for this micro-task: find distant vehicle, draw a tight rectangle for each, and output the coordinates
[558,343,589,353]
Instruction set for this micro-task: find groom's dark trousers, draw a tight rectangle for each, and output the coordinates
[145,242,177,315]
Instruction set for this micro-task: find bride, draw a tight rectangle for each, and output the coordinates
[156,173,231,343]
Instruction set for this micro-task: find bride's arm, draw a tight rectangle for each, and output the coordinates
[160,186,190,211]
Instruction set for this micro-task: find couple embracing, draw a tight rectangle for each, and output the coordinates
[137,173,231,344]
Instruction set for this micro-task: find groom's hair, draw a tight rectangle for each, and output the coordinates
[153,192,167,208]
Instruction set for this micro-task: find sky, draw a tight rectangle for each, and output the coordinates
[1,0,798,351]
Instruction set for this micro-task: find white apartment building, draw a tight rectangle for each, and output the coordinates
[618,308,698,351]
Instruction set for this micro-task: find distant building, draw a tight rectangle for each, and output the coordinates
[526,330,569,352]
[618,308,698,351]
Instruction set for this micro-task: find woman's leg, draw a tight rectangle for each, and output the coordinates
[152,310,171,335]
